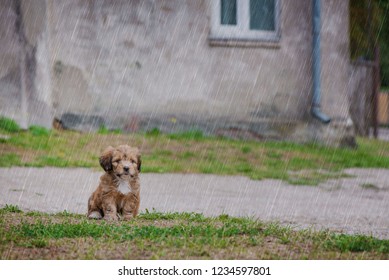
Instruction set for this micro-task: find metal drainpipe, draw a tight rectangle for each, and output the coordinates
[311,0,331,124]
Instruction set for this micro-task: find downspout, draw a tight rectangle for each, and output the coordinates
[311,0,331,124]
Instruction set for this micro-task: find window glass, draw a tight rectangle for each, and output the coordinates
[221,0,237,25]
[250,0,275,31]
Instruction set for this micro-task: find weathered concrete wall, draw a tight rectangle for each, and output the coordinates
[49,0,314,125]
[316,0,355,146]
[321,0,351,120]
[0,0,354,146]
[0,0,23,125]
[21,0,53,128]
[45,0,353,146]
[0,0,52,129]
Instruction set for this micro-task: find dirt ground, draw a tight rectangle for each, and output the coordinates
[0,167,388,239]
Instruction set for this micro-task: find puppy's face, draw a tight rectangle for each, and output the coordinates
[99,145,141,180]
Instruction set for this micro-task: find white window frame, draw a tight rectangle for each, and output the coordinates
[210,0,281,42]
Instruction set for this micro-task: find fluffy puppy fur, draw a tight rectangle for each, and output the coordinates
[87,145,141,221]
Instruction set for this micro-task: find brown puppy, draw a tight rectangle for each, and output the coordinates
[87,145,141,221]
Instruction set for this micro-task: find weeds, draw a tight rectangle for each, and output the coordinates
[0,204,22,213]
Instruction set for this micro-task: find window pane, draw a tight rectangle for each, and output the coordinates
[250,0,275,31]
[221,0,237,25]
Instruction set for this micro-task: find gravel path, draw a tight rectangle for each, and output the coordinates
[0,167,388,239]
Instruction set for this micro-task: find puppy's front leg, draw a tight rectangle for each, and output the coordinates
[87,194,103,219]
[121,193,138,220]
[122,207,134,221]
[102,199,119,221]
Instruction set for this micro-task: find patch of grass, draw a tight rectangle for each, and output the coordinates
[54,210,80,218]
[324,234,389,253]
[0,153,22,167]
[0,117,20,133]
[6,130,52,150]
[29,126,50,136]
[241,146,252,154]
[236,162,253,173]
[168,130,205,141]
[0,204,22,214]
[141,165,168,173]
[145,128,161,137]
[152,150,173,157]
[97,125,109,134]
[25,239,48,248]
[266,150,282,159]
[179,151,196,159]
[139,210,208,222]
[18,220,108,239]
[2,128,389,185]
[0,207,387,259]
[33,155,69,167]
[30,155,91,168]
[97,125,122,135]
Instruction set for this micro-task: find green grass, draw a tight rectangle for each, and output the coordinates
[0,117,20,133]
[324,234,389,254]
[0,206,387,259]
[0,204,23,214]
[145,128,161,137]
[97,125,122,135]
[2,125,389,184]
[29,126,50,136]
[0,153,22,167]
[168,129,205,141]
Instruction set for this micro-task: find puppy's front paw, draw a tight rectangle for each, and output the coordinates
[88,211,103,219]
[104,214,119,221]
[122,213,134,221]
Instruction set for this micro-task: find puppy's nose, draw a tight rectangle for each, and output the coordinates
[123,166,129,172]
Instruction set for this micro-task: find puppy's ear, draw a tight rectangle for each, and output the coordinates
[137,152,142,172]
[99,146,114,172]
